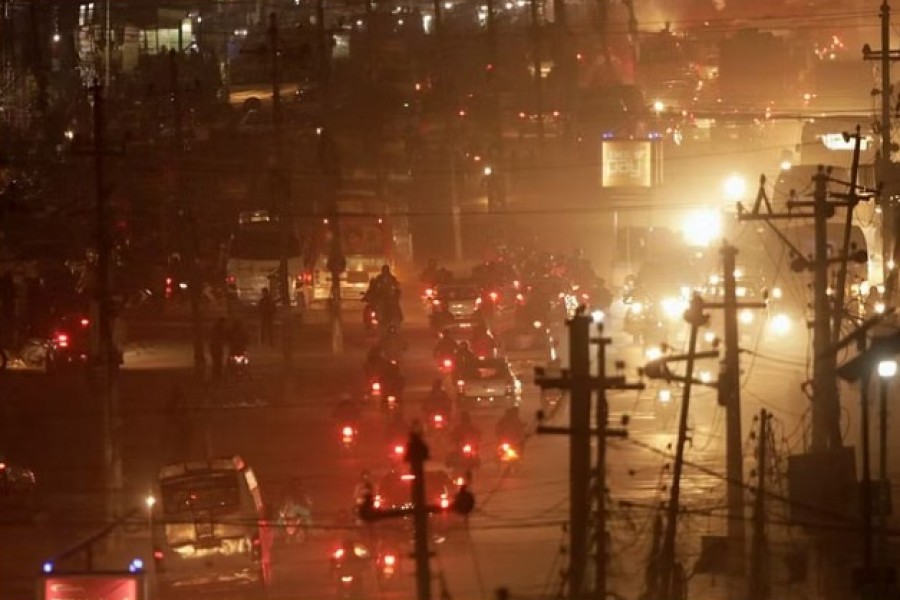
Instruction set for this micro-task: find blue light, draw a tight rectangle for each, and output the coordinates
[128,558,144,573]
[42,562,53,574]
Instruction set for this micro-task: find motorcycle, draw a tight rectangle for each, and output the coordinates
[362,303,379,331]
[330,543,369,599]
[226,352,251,380]
[339,424,359,452]
[446,440,481,477]
[375,547,402,582]
[425,410,449,433]
[277,501,312,544]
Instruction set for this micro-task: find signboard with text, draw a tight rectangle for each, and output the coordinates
[40,574,143,600]
[600,139,662,189]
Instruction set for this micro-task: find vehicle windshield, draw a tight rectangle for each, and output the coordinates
[161,473,241,515]
[230,226,302,260]
[440,287,479,301]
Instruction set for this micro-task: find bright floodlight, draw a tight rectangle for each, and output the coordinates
[483,165,493,176]
[780,160,792,171]
[878,359,898,379]
[645,346,663,361]
[681,209,722,248]
[723,174,748,201]
[145,495,156,510]
[769,313,792,337]
[739,309,754,325]
[653,100,665,113]
[657,388,672,403]
[591,309,605,323]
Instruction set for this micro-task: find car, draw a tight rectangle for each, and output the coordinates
[374,467,460,514]
[499,322,558,366]
[0,459,37,500]
[431,282,482,321]
[455,358,522,407]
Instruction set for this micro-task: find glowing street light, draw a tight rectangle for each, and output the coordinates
[723,174,748,202]
[878,359,897,379]
[680,209,722,248]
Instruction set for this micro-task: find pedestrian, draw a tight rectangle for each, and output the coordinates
[258,287,276,346]
[209,317,226,380]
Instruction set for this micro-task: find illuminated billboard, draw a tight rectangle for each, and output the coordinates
[600,140,662,188]
[41,574,143,600]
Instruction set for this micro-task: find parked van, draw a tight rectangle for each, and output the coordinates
[151,456,273,599]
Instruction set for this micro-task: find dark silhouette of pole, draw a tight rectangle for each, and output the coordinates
[269,13,293,367]
[748,409,770,600]
[658,295,705,600]
[569,313,591,599]
[90,81,122,527]
[720,244,746,581]
[595,324,610,600]
[861,368,874,574]
[409,432,433,600]
[169,50,206,380]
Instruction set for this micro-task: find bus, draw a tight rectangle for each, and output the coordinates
[151,456,273,599]
[310,190,412,304]
[226,211,307,308]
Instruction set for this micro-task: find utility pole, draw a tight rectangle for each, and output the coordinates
[738,168,860,451]
[863,2,900,295]
[535,310,636,599]
[528,0,545,145]
[657,295,707,600]
[268,13,293,367]
[169,49,206,380]
[593,322,641,600]
[88,81,122,528]
[104,0,111,89]
[748,409,771,600]
[832,127,863,342]
[359,432,475,600]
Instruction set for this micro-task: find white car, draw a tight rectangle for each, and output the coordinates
[456,358,522,407]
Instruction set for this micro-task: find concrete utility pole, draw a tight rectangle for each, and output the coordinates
[169,50,206,380]
[268,13,294,367]
[713,244,765,580]
[359,432,475,600]
[657,295,707,600]
[535,311,636,600]
[738,169,859,452]
[748,409,771,600]
[88,81,122,528]
[863,2,900,294]
[832,127,864,343]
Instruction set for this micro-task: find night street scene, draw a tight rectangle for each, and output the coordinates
[6,0,900,599]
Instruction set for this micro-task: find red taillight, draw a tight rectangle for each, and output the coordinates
[383,554,397,566]
[425,288,434,297]
[153,549,164,561]
[165,277,173,285]
[341,426,354,437]
[443,358,453,368]
[393,444,405,456]
[489,291,498,301]
[462,444,473,455]
[333,548,345,560]
[476,297,483,305]
[432,299,441,306]
[433,414,444,424]
[372,382,381,392]
[226,275,236,285]
[79,318,90,327]
[55,333,69,348]
[373,495,383,508]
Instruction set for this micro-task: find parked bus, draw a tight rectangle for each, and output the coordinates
[151,456,273,599]
[226,210,307,308]
[310,190,412,304]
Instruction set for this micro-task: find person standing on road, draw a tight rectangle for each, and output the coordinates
[258,287,276,346]
[209,317,226,380]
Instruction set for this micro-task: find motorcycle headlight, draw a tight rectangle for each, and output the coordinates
[660,297,687,320]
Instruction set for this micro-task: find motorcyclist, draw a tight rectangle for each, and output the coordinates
[495,407,526,447]
[423,379,453,417]
[471,325,497,359]
[451,411,482,447]
[333,393,362,424]
[332,536,371,572]
[591,277,613,312]
[366,265,400,306]
[421,259,440,284]
[353,470,375,506]
[454,341,478,374]
[278,478,313,541]
[381,324,408,361]
[365,344,387,379]
[433,331,457,360]
[384,411,410,443]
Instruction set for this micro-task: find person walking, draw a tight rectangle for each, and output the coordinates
[258,287,276,346]
[209,317,226,380]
